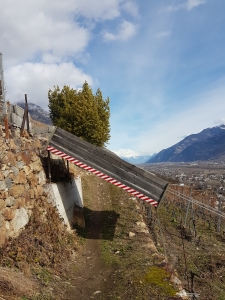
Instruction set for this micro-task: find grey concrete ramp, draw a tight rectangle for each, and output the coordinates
[47,127,168,207]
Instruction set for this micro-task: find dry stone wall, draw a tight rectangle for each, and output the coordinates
[0,124,47,246]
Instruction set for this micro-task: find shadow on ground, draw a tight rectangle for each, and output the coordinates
[74,207,120,241]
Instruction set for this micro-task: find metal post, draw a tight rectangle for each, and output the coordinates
[0,52,5,104]
[21,94,30,136]
[48,150,51,182]
[25,94,30,133]
[185,187,192,227]
[217,196,222,233]
[0,53,9,142]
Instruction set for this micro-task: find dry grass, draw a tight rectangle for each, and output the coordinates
[0,195,79,299]
[0,267,37,299]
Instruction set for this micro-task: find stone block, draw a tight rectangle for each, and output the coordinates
[21,152,31,165]
[1,155,8,164]
[17,161,24,169]
[14,128,20,137]
[24,141,32,149]
[27,173,38,187]
[4,170,13,178]
[7,152,16,165]
[30,161,43,173]
[0,199,5,210]
[16,154,22,161]
[0,190,8,199]
[0,212,5,227]
[29,189,34,199]
[38,171,46,185]
[5,177,13,189]
[31,153,39,162]
[24,166,31,175]
[5,196,15,207]
[0,181,6,191]
[37,185,43,196]
[9,185,25,198]
[2,208,16,221]
[11,208,29,233]
[15,197,25,208]
[11,166,19,176]
[33,187,38,198]
[9,139,17,150]
[0,226,7,246]
[25,191,31,206]
[14,170,26,184]
[33,139,42,149]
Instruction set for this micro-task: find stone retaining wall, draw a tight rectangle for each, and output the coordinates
[0,124,46,246]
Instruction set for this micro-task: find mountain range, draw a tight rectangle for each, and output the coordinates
[119,154,155,164]
[15,101,225,163]
[147,125,225,163]
[16,102,52,125]
[112,149,155,164]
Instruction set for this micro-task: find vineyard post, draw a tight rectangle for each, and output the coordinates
[217,196,222,232]
[185,187,192,227]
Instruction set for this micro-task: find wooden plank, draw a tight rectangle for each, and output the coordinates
[48,127,168,205]
[50,138,163,200]
[50,135,164,199]
[54,128,166,188]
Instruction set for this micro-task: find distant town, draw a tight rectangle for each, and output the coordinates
[142,161,225,196]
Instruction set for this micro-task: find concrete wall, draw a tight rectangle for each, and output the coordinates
[7,104,32,129]
[45,176,83,230]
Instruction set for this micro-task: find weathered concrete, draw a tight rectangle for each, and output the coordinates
[44,176,83,230]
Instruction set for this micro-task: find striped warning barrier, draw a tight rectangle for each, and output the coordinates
[47,145,159,207]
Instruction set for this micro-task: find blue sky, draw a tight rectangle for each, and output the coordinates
[1,0,225,157]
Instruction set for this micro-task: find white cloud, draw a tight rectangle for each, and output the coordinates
[136,82,225,153]
[167,0,206,12]
[112,149,152,158]
[121,1,139,18]
[0,0,128,109]
[74,0,121,21]
[0,0,129,65]
[102,20,138,41]
[155,31,171,38]
[186,0,206,10]
[0,1,90,64]
[5,62,93,110]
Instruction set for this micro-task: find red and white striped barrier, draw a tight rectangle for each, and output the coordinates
[47,145,158,207]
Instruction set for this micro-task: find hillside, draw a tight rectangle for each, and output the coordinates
[1,118,225,298]
[0,121,187,299]
[147,125,225,163]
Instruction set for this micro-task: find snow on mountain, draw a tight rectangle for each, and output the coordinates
[112,149,155,165]
[16,102,52,125]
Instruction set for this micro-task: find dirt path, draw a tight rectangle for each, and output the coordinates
[63,177,112,299]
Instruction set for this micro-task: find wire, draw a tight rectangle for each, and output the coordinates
[166,188,225,219]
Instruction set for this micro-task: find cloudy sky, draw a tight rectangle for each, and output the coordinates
[1,0,225,157]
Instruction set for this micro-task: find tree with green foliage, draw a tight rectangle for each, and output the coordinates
[48,82,110,147]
